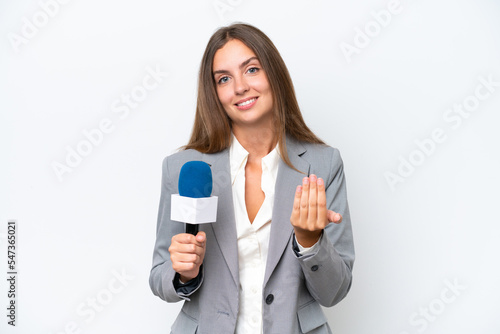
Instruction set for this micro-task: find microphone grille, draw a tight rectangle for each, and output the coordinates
[178,161,213,198]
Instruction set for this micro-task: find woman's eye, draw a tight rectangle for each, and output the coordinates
[247,67,259,74]
[218,76,229,84]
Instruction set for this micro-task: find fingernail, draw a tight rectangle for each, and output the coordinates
[317,178,323,186]
[296,185,302,193]
[303,177,309,185]
[310,174,317,182]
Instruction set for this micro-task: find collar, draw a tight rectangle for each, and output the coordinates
[229,134,280,185]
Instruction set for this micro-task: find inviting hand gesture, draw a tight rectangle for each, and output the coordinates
[290,174,343,247]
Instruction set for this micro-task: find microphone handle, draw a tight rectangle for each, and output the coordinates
[186,223,198,235]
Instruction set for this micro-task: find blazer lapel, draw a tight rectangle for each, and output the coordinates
[264,137,310,286]
[203,149,239,287]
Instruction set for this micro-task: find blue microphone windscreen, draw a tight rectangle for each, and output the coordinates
[178,161,213,198]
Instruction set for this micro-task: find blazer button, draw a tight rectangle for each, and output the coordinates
[265,294,274,305]
[311,265,319,272]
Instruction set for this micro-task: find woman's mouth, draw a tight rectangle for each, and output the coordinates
[235,97,257,110]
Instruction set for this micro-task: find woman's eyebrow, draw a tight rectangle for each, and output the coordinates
[239,56,259,69]
[213,56,259,75]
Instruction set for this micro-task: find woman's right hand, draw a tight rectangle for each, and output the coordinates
[169,231,206,282]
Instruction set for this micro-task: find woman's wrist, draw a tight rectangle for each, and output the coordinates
[293,228,322,248]
[179,272,198,284]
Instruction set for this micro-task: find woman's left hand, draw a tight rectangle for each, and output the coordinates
[290,174,343,247]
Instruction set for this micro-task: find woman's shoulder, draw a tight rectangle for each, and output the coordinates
[161,148,205,172]
[161,148,227,172]
[288,137,341,157]
[290,138,344,172]
[165,148,204,161]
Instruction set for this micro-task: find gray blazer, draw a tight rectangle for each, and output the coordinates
[149,137,355,334]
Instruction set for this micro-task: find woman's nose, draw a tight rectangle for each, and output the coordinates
[234,76,249,95]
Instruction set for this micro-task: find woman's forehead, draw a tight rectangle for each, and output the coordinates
[213,40,258,70]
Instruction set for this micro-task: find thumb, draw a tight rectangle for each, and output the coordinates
[196,231,206,243]
[327,211,343,224]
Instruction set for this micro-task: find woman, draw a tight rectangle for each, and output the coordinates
[149,23,354,334]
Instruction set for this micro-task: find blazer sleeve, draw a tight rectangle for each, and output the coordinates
[149,155,204,302]
[294,147,355,307]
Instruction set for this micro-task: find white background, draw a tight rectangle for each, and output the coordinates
[1,0,500,333]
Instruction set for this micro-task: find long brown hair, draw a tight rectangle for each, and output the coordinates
[184,23,324,169]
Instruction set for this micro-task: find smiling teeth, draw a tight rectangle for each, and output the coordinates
[237,98,256,106]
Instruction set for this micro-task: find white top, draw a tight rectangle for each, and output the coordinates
[230,135,278,334]
[229,135,319,334]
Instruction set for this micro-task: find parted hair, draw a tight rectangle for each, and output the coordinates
[184,23,324,169]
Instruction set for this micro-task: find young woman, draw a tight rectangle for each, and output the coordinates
[149,23,354,334]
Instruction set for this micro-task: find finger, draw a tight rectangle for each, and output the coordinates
[290,185,302,224]
[173,233,205,249]
[173,233,197,244]
[172,251,200,264]
[308,175,318,226]
[170,243,196,256]
[300,177,310,224]
[327,210,343,224]
[317,178,327,226]
[172,261,198,274]
[171,238,204,255]
[195,231,206,244]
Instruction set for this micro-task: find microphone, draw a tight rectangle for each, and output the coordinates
[171,161,218,235]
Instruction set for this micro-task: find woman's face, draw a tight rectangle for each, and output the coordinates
[213,39,274,130]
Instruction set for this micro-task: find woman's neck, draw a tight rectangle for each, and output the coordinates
[233,126,277,159]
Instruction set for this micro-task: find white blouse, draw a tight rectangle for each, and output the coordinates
[229,135,319,333]
[230,135,279,334]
